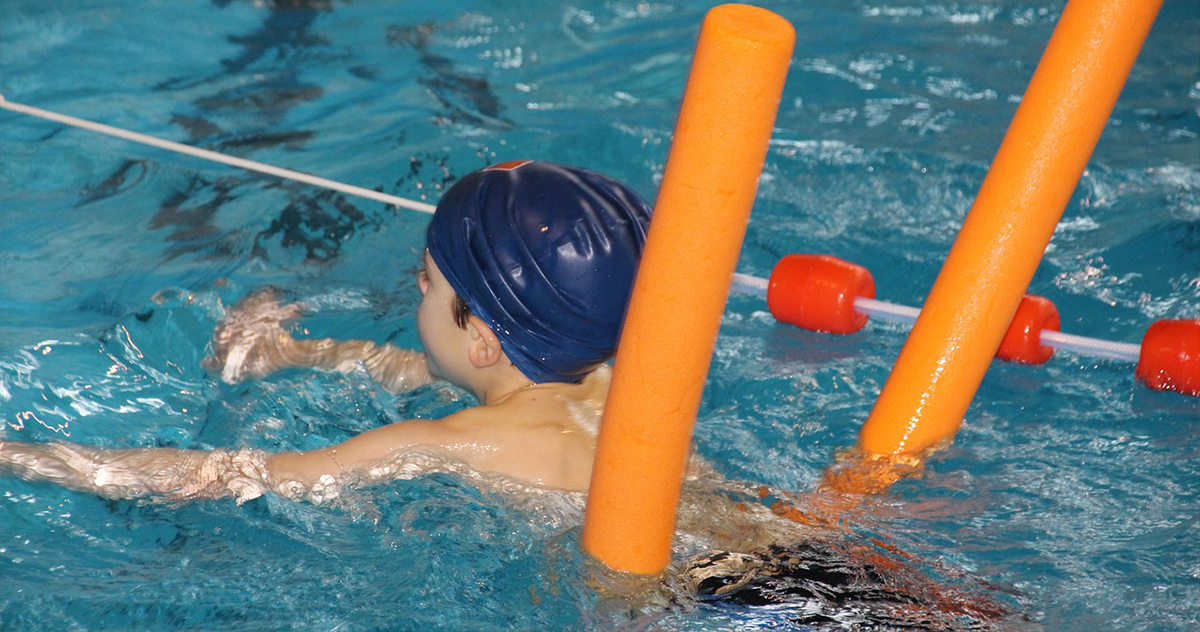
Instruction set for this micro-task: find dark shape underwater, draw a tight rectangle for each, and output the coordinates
[684,540,1025,630]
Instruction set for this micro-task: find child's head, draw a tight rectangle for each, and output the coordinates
[426,161,653,383]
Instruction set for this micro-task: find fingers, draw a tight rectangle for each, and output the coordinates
[205,288,305,383]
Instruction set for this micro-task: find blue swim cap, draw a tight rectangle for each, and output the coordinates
[426,161,652,383]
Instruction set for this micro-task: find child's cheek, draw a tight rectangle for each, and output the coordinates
[414,296,443,378]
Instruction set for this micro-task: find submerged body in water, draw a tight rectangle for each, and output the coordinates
[651,480,1028,631]
[682,540,1020,630]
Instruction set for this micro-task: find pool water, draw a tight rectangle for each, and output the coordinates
[1,0,1197,630]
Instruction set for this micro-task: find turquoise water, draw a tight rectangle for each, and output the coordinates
[1,0,1198,630]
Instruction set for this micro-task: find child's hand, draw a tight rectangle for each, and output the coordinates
[0,439,270,504]
[204,288,305,383]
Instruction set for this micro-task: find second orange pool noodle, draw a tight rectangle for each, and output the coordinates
[581,4,794,575]
[858,0,1163,458]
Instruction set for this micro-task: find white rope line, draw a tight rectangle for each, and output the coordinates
[854,296,921,325]
[1040,329,1141,363]
[0,93,437,214]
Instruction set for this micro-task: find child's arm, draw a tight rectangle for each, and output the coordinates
[206,289,434,393]
[0,417,476,504]
[0,440,272,503]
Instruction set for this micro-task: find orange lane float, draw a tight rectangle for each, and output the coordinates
[853,0,1165,461]
[1136,320,1200,396]
[581,4,795,575]
[768,254,875,334]
[995,295,1060,365]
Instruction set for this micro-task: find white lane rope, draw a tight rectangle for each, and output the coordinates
[0,93,436,214]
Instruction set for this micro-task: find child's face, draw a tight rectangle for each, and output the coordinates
[415,251,471,385]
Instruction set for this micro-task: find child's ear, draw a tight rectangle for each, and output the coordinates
[465,315,504,369]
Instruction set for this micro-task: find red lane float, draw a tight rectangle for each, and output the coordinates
[997,294,1060,364]
[766,252,1198,396]
[1136,319,1200,396]
[768,254,875,334]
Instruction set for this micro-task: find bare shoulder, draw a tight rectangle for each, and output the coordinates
[437,381,605,492]
[331,368,611,491]
[437,396,586,444]
[449,366,610,433]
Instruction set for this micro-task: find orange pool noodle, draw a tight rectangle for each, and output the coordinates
[581,4,794,575]
[858,0,1163,458]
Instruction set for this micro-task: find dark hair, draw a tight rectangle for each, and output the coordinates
[452,293,472,329]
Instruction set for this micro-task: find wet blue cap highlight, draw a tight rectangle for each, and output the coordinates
[426,161,652,383]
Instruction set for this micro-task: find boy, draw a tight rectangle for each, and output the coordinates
[0,160,653,502]
[0,161,1017,626]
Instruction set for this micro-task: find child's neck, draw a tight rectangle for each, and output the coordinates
[474,366,546,405]
[488,380,563,405]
